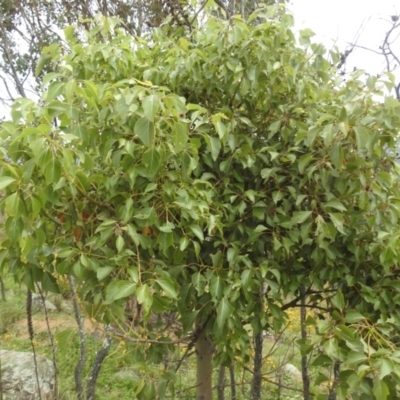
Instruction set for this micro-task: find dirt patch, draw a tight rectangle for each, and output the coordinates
[13,314,98,340]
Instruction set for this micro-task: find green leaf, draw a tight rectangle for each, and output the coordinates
[136,284,150,305]
[35,54,51,77]
[354,126,370,150]
[142,94,160,122]
[142,148,161,177]
[44,158,62,185]
[346,351,367,365]
[324,338,338,358]
[245,190,256,203]
[216,298,234,329]
[180,310,198,333]
[379,359,394,380]
[57,247,78,258]
[272,191,282,204]
[173,121,188,152]
[116,235,125,253]
[157,278,177,299]
[97,266,114,281]
[5,192,25,217]
[189,225,204,242]
[106,280,136,303]
[328,213,345,234]
[261,168,273,180]
[325,199,347,212]
[134,117,154,146]
[159,222,175,233]
[330,143,344,169]
[55,328,74,350]
[373,378,389,400]
[179,236,190,251]
[291,211,312,224]
[208,137,221,161]
[312,354,333,367]
[345,339,363,353]
[46,82,64,102]
[127,266,139,283]
[210,275,224,299]
[345,310,364,324]
[214,120,227,140]
[298,155,314,174]
[42,272,60,293]
[331,289,344,311]
[0,176,16,190]
[241,269,253,289]
[126,224,140,246]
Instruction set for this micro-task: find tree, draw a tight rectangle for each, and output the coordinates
[0,0,285,110]
[0,0,199,107]
[347,12,400,100]
[2,4,400,399]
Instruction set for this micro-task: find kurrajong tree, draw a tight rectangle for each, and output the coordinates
[2,4,400,400]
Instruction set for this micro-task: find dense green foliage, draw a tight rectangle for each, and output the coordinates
[2,5,400,399]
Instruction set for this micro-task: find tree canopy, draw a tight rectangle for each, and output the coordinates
[1,4,400,399]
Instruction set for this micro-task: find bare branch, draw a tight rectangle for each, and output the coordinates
[214,0,231,20]
[0,22,27,97]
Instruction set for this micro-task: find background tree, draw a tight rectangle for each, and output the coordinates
[0,0,289,110]
[343,12,400,99]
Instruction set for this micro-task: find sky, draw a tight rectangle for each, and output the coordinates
[289,0,400,77]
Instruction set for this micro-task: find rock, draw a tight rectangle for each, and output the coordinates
[282,363,302,381]
[31,293,57,312]
[59,300,73,314]
[114,369,136,381]
[0,350,56,400]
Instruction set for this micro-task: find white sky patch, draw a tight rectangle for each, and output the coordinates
[289,0,400,76]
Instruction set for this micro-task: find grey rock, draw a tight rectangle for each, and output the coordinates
[31,293,57,312]
[114,369,136,381]
[282,363,302,380]
[0,350,56,400]
[59,300,73,314]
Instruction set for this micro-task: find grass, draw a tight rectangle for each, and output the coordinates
[0,273,329,399]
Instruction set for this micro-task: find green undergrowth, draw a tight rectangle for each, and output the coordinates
[0,273,326,399]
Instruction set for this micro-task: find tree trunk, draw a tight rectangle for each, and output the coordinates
[217,365,225,400]
[300,286,310,400]
[69,275,86,400]
[0,276,6,301]
[328,361,340,400]
[229,364,236,400]
[86,326,112,400]
[251,331,263,400]
[195,328,214,400]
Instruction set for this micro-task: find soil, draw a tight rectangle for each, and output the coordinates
[14,313,98,340]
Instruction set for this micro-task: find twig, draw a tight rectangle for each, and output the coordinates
[175,349,195,373]
[0,23,26,97]
[0,276,6,301]
[190,1,208,27]
[300,286,310,400]
[345,42,382,55]
[68,275,86,400]
[26,289,42,400]
[214,0,231,19]
[35,283,58,397]
[111,330,190,345]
